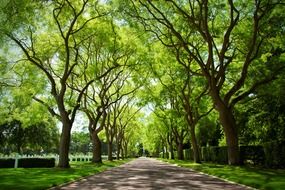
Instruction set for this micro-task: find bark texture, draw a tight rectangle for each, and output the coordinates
[91,132,102,163]
[58,122,72,168]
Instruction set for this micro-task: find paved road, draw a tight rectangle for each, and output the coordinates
[55,157,252,190]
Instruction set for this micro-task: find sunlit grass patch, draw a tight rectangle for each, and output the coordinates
[158,158,285,190]
[0,159,132,190]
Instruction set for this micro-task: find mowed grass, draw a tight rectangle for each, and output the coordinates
[159,158,285,190]
[0,159,132,190]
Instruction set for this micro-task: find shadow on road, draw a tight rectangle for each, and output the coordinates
[56,157,251,190]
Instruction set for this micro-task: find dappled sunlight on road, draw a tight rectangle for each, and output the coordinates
[54,157,251,190]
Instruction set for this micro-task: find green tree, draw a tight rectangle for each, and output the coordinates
[3,0,108,167]
[70,132,91,154]
[79,20,124,163]
[237,75,285,145]
[142,42,213,162]
[0,120,59,155]
[119,0,285,165]
[115,99,141,159]
[196,113,222,147]
[0,63,59,155]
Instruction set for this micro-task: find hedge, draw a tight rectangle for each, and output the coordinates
[201,146,228,164]
[0,158,15,168]
[264,140,285,168]
[183,149,190,160]
[162,141,285,168]
[18,158,55,168]
[199,141,285,168]
[0,158,55,168]
[240,145,265,166]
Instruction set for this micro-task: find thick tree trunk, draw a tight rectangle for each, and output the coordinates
[219,108,239,165]
[91,131,102,163]
[214,97,240,165]
[177,142,184,160]
[58,121,72,168]
[190,126,201,163]
[108,142,113,161]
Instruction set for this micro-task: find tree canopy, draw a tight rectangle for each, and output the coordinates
[1,0,284,167]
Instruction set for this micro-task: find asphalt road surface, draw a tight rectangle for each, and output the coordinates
[55,157,252,190]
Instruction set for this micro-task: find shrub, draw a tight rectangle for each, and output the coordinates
[217,146,228,164]
[183,149,195,160]
[240,146,265,165]
[201,147,210,161]
[0,158,15,168]
[200,143,285,168]
[201,146,227,164]
[183,149,191,160]
[165,152,169,159]
[18,158,55,168]
[174,151,178,159]
[264,140,285,168]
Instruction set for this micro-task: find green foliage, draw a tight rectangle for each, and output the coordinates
[142,122,161,155]
[240,146,265,166]
[183,149,193,160]
[0,0,285,169]
[201,146,228,164]
[264,141,285,168]
[0,120,59,155]
[199,143,285,169]
[196,114,222,147]
[237,76,285,145]
[70,132,91,155]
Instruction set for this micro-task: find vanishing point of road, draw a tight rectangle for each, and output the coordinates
[55,157,252,190]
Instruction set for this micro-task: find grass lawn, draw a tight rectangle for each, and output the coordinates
[0,159,132,190]
[159,158,285,190]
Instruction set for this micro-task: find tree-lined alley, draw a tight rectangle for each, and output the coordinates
[0,0,285,168]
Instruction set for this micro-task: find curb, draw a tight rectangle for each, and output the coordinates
[48,172,98,190]
[48,160,134,190]
[157,159,257,190]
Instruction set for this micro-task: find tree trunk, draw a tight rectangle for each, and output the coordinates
[162,148,165,158]
[121,147,124,159]
[124,144,128,158]
[116,142,120,160]
[219,109,239,165]
[58,121,72,168]
[177,142,184,160]
[91,131,102,163]
[169,142,174,159]
[17,144,22,155]
[215,99,240,165]
[165,143,169,159]
[190,126,201,163]
[108,142,113,161]
[167,133,174,159]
